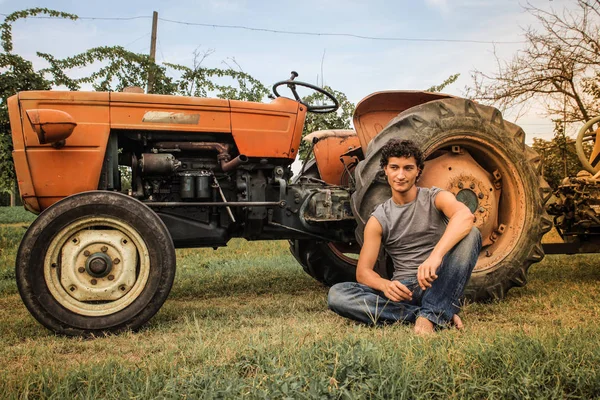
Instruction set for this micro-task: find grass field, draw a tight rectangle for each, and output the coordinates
[1,207,599,398]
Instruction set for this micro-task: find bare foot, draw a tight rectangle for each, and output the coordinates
[414,316,435,335]
[452,314,464,330]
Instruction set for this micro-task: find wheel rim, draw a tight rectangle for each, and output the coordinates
[418,136,527,273]
[44,217,151,317]
[326,242,359,265]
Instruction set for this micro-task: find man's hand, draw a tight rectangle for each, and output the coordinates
[417,254,443,290]
[382,280,413,302]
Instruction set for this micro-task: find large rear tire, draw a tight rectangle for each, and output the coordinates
[352,98,553,301]
[289,240,357,285]
[16,191,176,336]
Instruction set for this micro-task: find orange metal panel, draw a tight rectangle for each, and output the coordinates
[230,97,303,159]
[304,130,360,185]
[353,91,454,152]
[110,102,231,133]
[26,148,106,198]
[38,197,66,210]
[18,91,109,102]
[290,105,307,159]
[26,109,77,144]
[110,92,229,107]
[18,93,110,210]
[8,95,39,212]
[20,100,110,148]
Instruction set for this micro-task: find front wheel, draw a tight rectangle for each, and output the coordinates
[16,191,176,336]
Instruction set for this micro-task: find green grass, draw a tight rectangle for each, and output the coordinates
[0,206,37,224]
[1,207,600,398]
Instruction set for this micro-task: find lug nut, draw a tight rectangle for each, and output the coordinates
[479,207,485,213]
[458,182,464,189]
[91,279,97,285]
[78,267,85,273]
[478,193,484,199]
[84,250,91,257]
[470,183,476,189]
[113,258,120,265]
[108,275,115,281]
[101,246,108,253]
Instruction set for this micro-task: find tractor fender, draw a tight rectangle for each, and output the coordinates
[353,91,455,154]
[303,129,361,186]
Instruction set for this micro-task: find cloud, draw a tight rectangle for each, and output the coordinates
[425,0,449,13]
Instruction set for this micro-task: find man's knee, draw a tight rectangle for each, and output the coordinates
[327,282,355,311]
[447,227,481,268]
[459,227,482,254]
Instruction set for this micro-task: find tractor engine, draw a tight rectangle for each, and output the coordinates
[111,135,356,248]
[547,171,600,242]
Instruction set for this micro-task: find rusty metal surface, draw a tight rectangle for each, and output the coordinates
[153,142,248,171]
[145,201,286,207]
[25,109,77,145]
[419,151,498,247]
[302,188,354,222]
[304,129,357,142]
[415,137,527,273]
[60,229,138,302]
[353,91,454,152]
[303,130,361,186]
[142,111,200,125]
[140,153,181,175]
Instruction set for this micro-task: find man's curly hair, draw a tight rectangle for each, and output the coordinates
[379,139,425,177]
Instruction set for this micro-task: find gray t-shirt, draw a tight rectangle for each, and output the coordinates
[371,187,448,281]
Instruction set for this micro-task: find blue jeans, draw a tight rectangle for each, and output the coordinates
[328,227,482,327]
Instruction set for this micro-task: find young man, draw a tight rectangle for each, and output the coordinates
[328,139,482,334]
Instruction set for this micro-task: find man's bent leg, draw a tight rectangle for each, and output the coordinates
[328,282,420,325]
[419,227,482,327]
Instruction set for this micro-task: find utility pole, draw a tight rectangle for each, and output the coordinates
[147,11,158,94]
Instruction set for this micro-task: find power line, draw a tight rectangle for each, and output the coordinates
[158,17,524,44]
[123,32,150,49]
[0,13,525,45]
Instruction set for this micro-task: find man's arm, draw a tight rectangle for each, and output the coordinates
[417,190,475,290]
[356,216,413,302]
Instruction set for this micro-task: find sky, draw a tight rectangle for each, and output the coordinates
[0,0,577,142]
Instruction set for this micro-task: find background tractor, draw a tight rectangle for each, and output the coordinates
[9,72,586,336]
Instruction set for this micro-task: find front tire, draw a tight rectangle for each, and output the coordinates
[16,191,176,336]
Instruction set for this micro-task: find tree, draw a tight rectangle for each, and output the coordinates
[298,87,356,160]
[0,8,77,194]
[425,73,460,93]
[297,73,461,160]
[0,8,270,195]
[532,119,593,189]
[469,1,600,124]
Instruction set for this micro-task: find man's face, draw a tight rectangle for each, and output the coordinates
[383,156,420,194]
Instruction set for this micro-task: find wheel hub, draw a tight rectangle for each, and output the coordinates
[86,253,113,278]
[57,229,138,302]
[418,149,500,247]
[456,189,479,213]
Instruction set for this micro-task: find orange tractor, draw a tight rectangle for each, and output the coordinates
[9,73,561,335]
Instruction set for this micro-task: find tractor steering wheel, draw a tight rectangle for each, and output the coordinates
[272,71,340,114]
[576,115,600,174]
